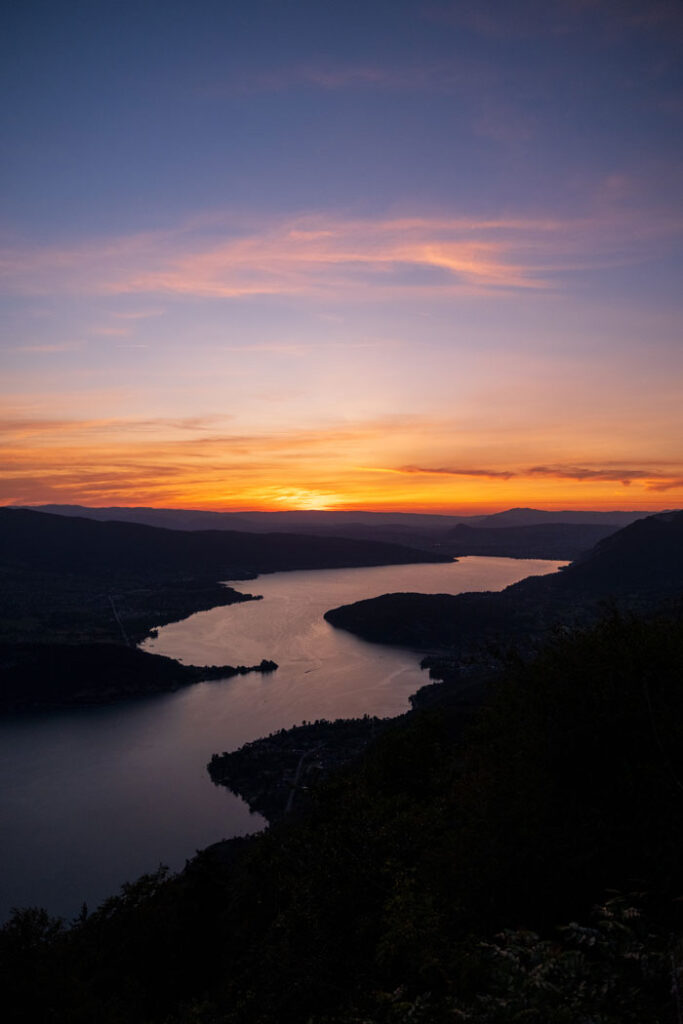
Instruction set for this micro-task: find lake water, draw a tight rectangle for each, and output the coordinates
[0,556,564,922]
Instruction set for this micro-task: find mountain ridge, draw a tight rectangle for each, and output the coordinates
[0,506,448,577]
[14,502,655,531]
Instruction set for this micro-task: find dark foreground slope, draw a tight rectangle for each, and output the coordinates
[3,608,683,1023]
[325,510,683,657]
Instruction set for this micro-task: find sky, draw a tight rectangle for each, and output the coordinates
[1,0,682,513]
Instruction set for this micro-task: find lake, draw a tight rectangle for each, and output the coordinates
[0,556,564,922]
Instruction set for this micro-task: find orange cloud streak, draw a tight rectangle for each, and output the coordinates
[2,414,681,512]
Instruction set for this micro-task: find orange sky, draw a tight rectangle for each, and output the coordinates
[2,409,681,512]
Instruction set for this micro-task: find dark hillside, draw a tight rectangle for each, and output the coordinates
[325,510,683,652]
[447,521,616,558]
[559,509,683,595]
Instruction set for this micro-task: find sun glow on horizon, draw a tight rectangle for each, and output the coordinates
[3,435,681,516]
[267,488,346,511]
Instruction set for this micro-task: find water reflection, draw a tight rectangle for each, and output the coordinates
[1,556,564,921]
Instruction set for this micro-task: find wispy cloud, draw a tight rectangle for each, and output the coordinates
[120,215,554,297]
[8,341,83,354]
[0,412,416,462]
[645,477,683,492]
[0,215,544,299]
[395,465,516,479]
[525,464,683,490]
[0,414,233,441]
[1,204,678,304]
[380,461,683,492]
[526,465,683,492]
[528,464,652,485]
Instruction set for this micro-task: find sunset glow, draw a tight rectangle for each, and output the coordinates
[1,1,681,513]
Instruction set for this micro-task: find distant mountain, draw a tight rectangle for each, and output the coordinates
[13,503,476,533]
[477,506,653,528]
[0,507,448,579]
[12,503,660,560]
[16,503,652,534]
[447,522,617,559]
